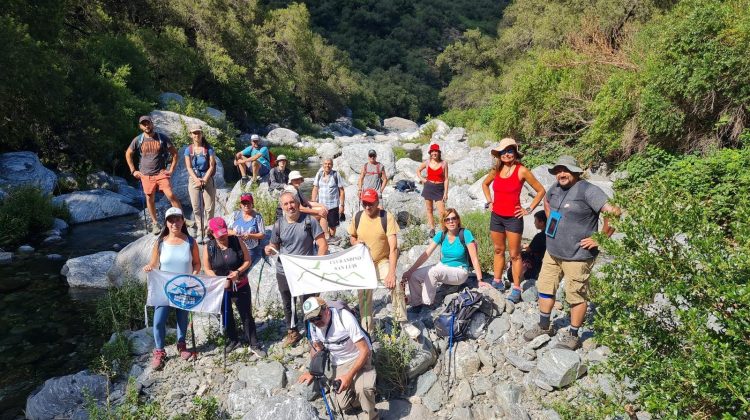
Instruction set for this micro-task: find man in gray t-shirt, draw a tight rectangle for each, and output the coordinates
[265,190,328,347]
[523,155,621,351]
[357,150,387,209]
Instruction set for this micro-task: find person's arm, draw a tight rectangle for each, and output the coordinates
[190,240,201,274]
[143,241,160,271]
[167,144,179,175]
[379,166,387,192]
[385,233,398,288]
[515,166,546,218]
[230,239,251,278]
[125,147,141,179]
[416,162,427,184]
[264,225,280,255]
[482,169,496,206]
[402,241,438,280]
[315,233,328,256]
[245,214,265,240]
[581,203,622,249]
[311,185,319,203]
[543,196,551,218]
[338,186,345,215]
[297,340,326,385]
[205,152,216,180]
[335,338,370,392]
[442,162,449,202]
[348,221,360,245]
[357,164,365,191]
[467,241,484,286]
[201,244,216,276]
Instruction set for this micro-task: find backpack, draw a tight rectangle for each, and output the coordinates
[268,149,276,167]
[206,235,246,275]
[394,180,416,192]
[187,144,213,176]
[434,288,496,342]
[354,210,388,235]
[437,228,473,269]
[136,132,170,167]
[362,162,383,189]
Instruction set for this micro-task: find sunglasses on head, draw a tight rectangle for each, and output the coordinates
[498,147,516,155]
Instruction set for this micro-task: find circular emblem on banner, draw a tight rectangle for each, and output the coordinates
[164,275,206,310]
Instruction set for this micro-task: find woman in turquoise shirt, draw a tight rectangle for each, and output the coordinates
[402,208,483,310]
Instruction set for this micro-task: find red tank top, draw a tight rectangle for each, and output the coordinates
[426,161,445,182]
[492,164,523,217]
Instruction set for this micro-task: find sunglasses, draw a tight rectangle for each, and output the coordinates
[362,201,377,207]
[309,314,323,323]
[240,201,253,205]
[498,147,516,155]
[444,216,458,223]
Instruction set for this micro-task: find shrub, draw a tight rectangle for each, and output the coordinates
[392,147,409,161]
[92,333,132,380]
[401,226,428,251]
[414,122,437,144]
[459,211,493,274]
[373,323,413,398]
[92,280,148,334]
[268,146,317,163]
[593,157,750,416]
[0,186,68,247]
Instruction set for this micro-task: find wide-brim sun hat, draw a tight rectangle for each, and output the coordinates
[288,170,303,181]
[548,155,584,174]
[491,137,524,159]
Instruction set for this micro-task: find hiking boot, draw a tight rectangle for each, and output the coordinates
[250,345,267,358]
[240,176,250,187]
[282,330,302,347]
[150,349,167,370]
[176,341,192,361]
[507,287,522,304]
[523,324,553,342]
[225,340,241,353]
[554,331,580,350]
[151,223,162,235]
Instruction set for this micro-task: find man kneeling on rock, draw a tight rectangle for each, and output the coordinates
[298,297,378,419]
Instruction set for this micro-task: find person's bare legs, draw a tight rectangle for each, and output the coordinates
[163,188,182,210]
[424,199,435,231]
[506,231,523,289]
[435,199,446,228]
[237,160,248,178]
[145,192,158,224]
[491,231,507,280]
[251,161,261,183]
[569,302,586,329]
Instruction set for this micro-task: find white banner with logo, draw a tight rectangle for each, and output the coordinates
[146,269,226,314]
[279,243,378,297]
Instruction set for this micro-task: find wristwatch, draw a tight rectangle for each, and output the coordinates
[525,207,532,214]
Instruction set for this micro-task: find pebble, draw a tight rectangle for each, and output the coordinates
[46,254,64,261]
[17,245,34,253]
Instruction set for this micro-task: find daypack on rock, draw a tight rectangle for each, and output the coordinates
[394,179,416,192]
[434,287,495,341]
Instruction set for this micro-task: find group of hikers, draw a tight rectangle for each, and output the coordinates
[126,115,621,419]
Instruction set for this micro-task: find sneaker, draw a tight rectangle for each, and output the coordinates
[507,287,522,304]
[225,340,241,353]
[554,331,580,350]
[523,324,554,342]
[151,223,162,235]
[176,341,192,361]
[240,176,250,187]
[150,349,167,370]
[492,279,506,292]
[282,330,302,347]
[250,345,267,358]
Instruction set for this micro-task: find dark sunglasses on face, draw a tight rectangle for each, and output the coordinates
[499,147,516,155]
[445,216,458,222]
[362,202,376,207]
[309,314,323,323]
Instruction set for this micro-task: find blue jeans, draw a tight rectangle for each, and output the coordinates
[153,306,189,350]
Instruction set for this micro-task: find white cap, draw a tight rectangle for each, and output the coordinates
[251,134,260,141]
[164,207,183,220]
[288,170,303,181]
[276,154,288,161]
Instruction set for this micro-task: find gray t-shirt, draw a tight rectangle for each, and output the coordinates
[128,132,173,175]
[361,162,383,190]
[271,213,324,275]
[546,180,609,261]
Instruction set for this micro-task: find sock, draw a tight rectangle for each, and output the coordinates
[539,311,551,329]
[493,278,502,283]
[512,285,522,292]
[570,326,579,337]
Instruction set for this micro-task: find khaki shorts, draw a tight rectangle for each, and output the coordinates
[536,252,595,305]
[140,171,173,195]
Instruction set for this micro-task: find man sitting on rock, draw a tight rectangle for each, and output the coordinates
[234,134,271,185]
[265,191,328,346]
[298,297,378,419]
[523,155,621,350]
[348,189,406,334]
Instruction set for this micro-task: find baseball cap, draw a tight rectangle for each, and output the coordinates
[276,154,288,161]
[288,170,303,181]
[251,134,260,142]
[429,143,440,152]
[189,124,202,133]
[240,193,254,204]
[367,149,377,157]
[164,207,183,220]
[361,188,379,204]
[303,297,327,321]
[208,217,228,237]
[138,115,152,124]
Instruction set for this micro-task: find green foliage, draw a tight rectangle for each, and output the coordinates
[268,146,317,163]
[593,146,750,417]
[173,397,221,420]
[459,211,493,274]
[613,145,678,191]
[414,121,437,145]
[401,226,428,251]
[92,280,148,334]
[373,323,413,398]
[392,147,409,161]
[0,186,68,247]
[92,333,132,380]
[163,95,240,160]
[87,377,167,420]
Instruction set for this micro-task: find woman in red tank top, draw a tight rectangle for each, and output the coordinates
[481,138,545,303]
[417,143,449,237]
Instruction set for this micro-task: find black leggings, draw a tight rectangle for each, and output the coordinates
[224,283,259,347]
[276,272,315,330]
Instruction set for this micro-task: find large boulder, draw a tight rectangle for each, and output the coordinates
[107,234,159,285]
[395,158,422,183]
[61,251,117,288]
[406,335,438,379]
[383,117,419,133]
[238,361,286,394]
[381,190,424,226]
[53,190,139,224]
[86,171,117,191]
[158,92,185,107]
[204,107,225,121]
[25,371,108,420]
[170,145,227,210]
[228,387,270,415]
[0,152,57,195]
[266,128,300,146]
[335,143,396,182]
[242,395,317,420]
[318,142,341,160]
[148,110,220,139]
[246,255,282,317]
[449,147,494,184]
[113,176,144,208]
[445,185,484,214]
[420,139,470,163]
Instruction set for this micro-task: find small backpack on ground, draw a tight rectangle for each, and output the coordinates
[394,180,416,192]
[268,149,276,167]
[434,287,496,342]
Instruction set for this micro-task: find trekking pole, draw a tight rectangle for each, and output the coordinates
[222,289,229,373]
[317,378,335,420]
[139,181,148,229]
[198,184,205,243]
[447,313,456,388]
[189,311,197,362]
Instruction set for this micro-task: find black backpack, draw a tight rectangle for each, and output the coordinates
[434,288,496,342]
[395,180,416,192]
